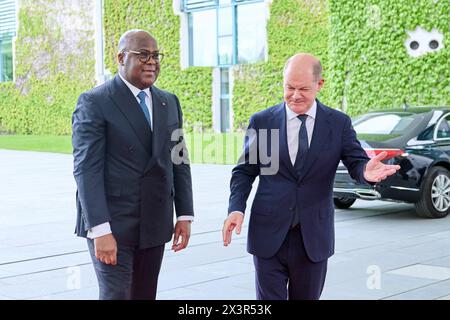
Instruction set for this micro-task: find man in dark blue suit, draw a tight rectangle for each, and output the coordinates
[222,53,400,300]
[72,30,194,299]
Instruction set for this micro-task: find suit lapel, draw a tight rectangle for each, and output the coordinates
[109,75,152,156]
[143,86,168,173]
[150,86,168,158]
[297,100,331,183]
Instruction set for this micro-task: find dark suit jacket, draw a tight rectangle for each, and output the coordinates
[228,100,369,262]
[72,75,194,249]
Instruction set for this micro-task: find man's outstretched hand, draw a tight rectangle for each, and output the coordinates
[364,151,401,183]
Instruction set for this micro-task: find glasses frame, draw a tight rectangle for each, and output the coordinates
[122,49,164,63]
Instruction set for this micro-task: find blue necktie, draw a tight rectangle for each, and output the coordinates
[137,91,152,130]
[294,114,309,175]
[291,114,309,228]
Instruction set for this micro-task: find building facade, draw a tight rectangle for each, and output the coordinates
[0,0,447,135]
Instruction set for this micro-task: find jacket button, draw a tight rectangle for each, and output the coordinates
[128,146,135,153]
[289,207,295,211]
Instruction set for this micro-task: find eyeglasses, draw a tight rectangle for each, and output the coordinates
[123,50,164,63]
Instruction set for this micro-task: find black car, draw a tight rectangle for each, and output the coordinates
[333,107,450,218]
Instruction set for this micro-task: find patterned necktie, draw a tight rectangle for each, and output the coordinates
[137,91,152,130]
[294,114,309,175]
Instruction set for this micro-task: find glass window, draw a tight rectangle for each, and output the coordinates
[220,68,230,132]
[237,2,266,64]
[190,9,217,66]
[185,0,266,67]
[218,7,232,36]
[217,7,233,65]
[436,115,450,139]
[0,0,16,82]
[218,36,233,65]
[184,0,218,11]
[220,68,229,94]
[0,37,13,82]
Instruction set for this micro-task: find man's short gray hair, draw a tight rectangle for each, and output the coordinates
[283,57,323,82]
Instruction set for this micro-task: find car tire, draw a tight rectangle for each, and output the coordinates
[414,166,450,218]
[334,197,356,209]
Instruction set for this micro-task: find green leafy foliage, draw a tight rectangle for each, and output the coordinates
[0,0,95,134]
[328,0,449,116]
[2,0,447,135]
[103,0,212,131]
[232,0,331,129]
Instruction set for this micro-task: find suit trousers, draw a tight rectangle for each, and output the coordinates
[253,225,328,300]
[87,239,164,300]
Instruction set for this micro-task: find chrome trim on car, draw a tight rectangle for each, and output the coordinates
[333,188,381,200]
[389,186,420,192]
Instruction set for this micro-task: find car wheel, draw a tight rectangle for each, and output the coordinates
[415,166,450,218]
[333,197,356,209]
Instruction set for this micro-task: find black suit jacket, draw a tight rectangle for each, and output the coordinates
[72,75,194,248]
[228,100,370,261]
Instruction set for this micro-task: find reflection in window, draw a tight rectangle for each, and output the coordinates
[437,115,450,139]
[184,0,266,67]
[0,0,16,82]
[237,2,266,64]
[0,37,13,82]
[190,10,217,66]
[220,68,230,132]
[218,7,233,65]
[354,114,418,135]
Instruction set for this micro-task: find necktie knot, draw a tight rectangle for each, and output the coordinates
[297,114,308,123]
[137,91,147,102]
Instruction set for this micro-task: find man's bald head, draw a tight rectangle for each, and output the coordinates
[283,53,322,82]
[118,29,155,53]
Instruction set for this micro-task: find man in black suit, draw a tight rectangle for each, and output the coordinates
[72,29,194,300]
[223,53,400,300]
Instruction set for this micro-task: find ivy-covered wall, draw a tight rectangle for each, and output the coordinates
[103,0,213,131]
[328,0,449,116]
[0,0,96,134]
[232,0,330,129]
[1,0,447,134]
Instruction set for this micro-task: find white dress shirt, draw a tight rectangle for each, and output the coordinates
[87,74,193,239]
[285,100,316,165]
[119,73,154,130]
[232,100,317,217]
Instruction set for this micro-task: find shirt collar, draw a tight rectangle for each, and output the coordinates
[119,72,151,99]
[285,100,317,121]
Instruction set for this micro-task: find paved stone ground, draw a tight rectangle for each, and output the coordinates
[1,149,450,300]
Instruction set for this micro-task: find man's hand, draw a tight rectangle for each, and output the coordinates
[364,151,401,183]
[222,212,244,246]
[94,233,117,265]
[172,221,191,252]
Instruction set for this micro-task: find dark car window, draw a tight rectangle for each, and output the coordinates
[417,124,435,140]
[436,114,450,139]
